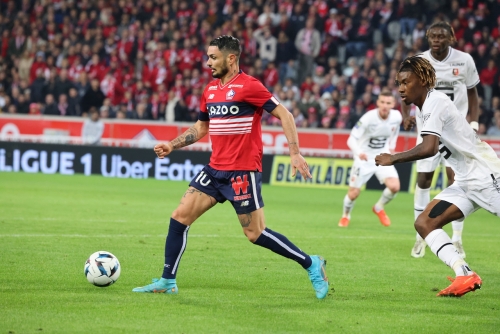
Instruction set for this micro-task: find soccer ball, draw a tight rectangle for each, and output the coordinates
[84,251,121,287]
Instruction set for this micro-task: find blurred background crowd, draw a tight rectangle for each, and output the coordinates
[0,0,500,135]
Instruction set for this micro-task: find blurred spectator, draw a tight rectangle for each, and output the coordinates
[81,78,106,113]
[346,18,373,59]
[292,106,307,128]
[42,94,58,115]
[29,103,41,115]
[54,69,74,100]
[67,88,81,116]
[174,98,191,122]
[479,59,498,109]
[487,111,500,136]
[298,90,320,117]
[253,26,277,68]
[18,51,33,83]
[17,94,29,114]
[8,27,26,58]
[165,91,179,123]
[81,107,104,145]
[295,18,321,84]
[400,0,423,38]
[307,107,319,128]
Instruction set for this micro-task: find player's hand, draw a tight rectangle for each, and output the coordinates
[375,153,393,166]
[403,116,416,131]
[153,142,174,159]
[290,153,312,179]
[359,153,368,161]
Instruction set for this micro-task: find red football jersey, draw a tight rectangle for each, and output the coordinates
[199,71,280,171]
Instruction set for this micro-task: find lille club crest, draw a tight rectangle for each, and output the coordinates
[226,89,236,100]
[452,68,459,76]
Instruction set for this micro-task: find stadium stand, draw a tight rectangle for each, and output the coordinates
[0,0,498,134]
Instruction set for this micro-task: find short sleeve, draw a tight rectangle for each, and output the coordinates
[420,96,447,138]
[198,86,209,121]
[244,78,280,113]
[350,114,369,139]
[465,54,480,89]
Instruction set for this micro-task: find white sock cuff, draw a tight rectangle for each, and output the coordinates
[344,194,354,205]
[424,229,442,247]
[414,185,431,210]
[383,187,395,197]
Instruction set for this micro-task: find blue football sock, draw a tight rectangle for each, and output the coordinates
[162,218,190,279]
[254,228,312,269]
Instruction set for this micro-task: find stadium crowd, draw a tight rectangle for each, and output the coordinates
[0,0,499,135]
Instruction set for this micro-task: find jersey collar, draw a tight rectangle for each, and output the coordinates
[429,46,452,63]
[218,70,243,89]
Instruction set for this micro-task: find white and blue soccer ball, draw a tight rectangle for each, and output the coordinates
[84,251,121,287]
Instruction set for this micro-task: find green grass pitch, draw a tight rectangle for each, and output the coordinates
[1,172,499,333]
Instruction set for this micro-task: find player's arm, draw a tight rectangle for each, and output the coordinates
[347,116,368,160]
[465,54,480,131]
[347,135,367,160]
[154,120,209,159]
[375,134,439,166]
[400,103,416,131]
[347,133,367,160]
[388,116,401,154]
[270,104,312,179]
[467,86,479,131]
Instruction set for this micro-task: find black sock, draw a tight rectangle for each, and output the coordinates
[162,218,190,279]
[253,228,312,269]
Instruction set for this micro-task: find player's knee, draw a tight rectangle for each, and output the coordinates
[244,229,260,243]
[348,188,360,200]
[386,182,400,193]
[414,216,428,237]
[417,173,433,189]
[171,208,189,224]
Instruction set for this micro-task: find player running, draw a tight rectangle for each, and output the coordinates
[133,36,329,299]
[401,22,480,259]
[376,55,500,297]
[338,90,402,228]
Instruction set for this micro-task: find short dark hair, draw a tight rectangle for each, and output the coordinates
[209,35,241,59]
[426,21,457,43]
[397,55,436,88]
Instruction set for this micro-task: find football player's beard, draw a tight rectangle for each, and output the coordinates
[212,63,229,78]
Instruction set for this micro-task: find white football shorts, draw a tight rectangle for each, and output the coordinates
[416,153,450,173]
[349,159,399,188]
[434,178,500,218]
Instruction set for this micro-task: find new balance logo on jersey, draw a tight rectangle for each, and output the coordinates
[208,94,215,99]
[208,86,218,90]
[240,200,249,207]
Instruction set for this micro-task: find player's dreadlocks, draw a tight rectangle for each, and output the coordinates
[425,21,457,43]
[209,35,242,59]
[397,55,436,88]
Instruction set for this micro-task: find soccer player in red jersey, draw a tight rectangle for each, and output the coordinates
[133,36,329,299]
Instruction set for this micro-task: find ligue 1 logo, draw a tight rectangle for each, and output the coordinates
[226,89,236,100]
[452,68,459,76]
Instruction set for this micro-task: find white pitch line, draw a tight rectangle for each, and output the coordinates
[7,218,128,223]
[0,234,220,238]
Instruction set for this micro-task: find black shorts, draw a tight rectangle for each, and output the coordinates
[189,165,264,214]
